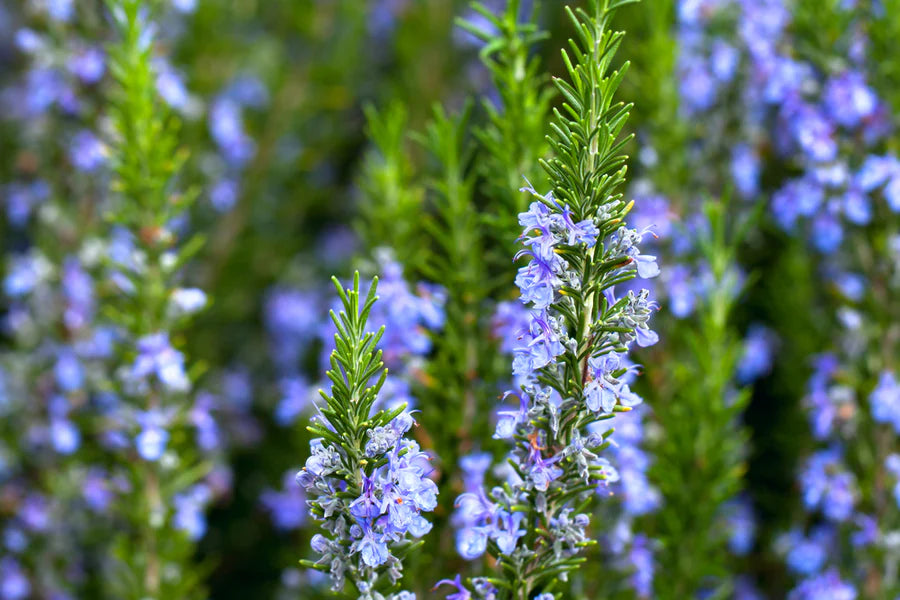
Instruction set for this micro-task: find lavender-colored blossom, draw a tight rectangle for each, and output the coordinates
[731,143,761,198]
[771,178,824,230]
[209,97,255,167]
[4,181,49,227]
[870,371,900,431]
[190,392,220,451]
[4,254,48,298]
[0,557,30,600]
[209,178,240,212]
[630,193,675,239]
[275,377,310,426]
[83,469,114,512]
[779,526,833,576]
[799,449,856,522]
[723,498,756,556]
[823,71,877,129]
[50,418,80,455]
[62,257,94,330]
[173,484,211,540]
[170,288,207,315]
[135,409,175,461]
[679,54,718,113]
[130,332,190,393]
[810,214,843,254]
[153,57,198,115]
[627,533,655,598]
[68,46,106,84]
[710,39,739,82]
[788,569,856,600]
[736,325,776,383]
[262,471,307,531]
[54,350,84,393]
[434,575,472,600]
[69,130,107,172]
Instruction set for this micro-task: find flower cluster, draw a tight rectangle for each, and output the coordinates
[297,275,437,598]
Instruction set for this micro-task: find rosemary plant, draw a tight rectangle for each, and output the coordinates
[441,1,660,597]
[103,2,211,597]
[645,201,754,599]
[297,273,437,599]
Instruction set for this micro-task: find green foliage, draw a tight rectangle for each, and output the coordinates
[644,201,753,599]
[541,1,634,222]
[107,0,186,229]
[461,0,555,251]
[310,273,391,460]
[357,103,425,266]
[482,1,644,596]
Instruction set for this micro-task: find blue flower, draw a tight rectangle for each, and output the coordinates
[493,510,526,554]
[46,0,74,22]
[584,376,618,413]
[68,46,106,84]
[710,39,739,82]
[527,443,563,492]
[736,326,776,383]
[810,214,843,254]
[665,264,697,318]
[261,471,306,531]
[434,574,471,600]
[512,312,566,378]
[772,178,824,230]
[886,454,900,507]
[54,350,84,393]
[780,527,832,575]
[155,59,194,113]
[170,288,207,315]
[4,254,45,297]
[0,557,30,600]
[493,393,528,439]
[354,523,389,567]
[870,371,900,431]
[723,498,757,556]
[209,97,255,167]
[799,449,856,522]
[173,485,211,540]
[731,143,761,198]
[823,71,877,129]
[350,474,383,520]
[841,188,871,225]
[558,205,599,247]
[785,101,837,163]
[68,130,107,172]
[50,419,80,455]
[855,154,899,191]
[627,534,655,598]
[788,568,856,600]
[459,452,492,490]
[275,377,310,426]
[514,255,561,309]
[455,526,489,560]
[130,332,190,392]
[679,53,718,113]
[135,409,175,461]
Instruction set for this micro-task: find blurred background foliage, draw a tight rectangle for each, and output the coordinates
[4,0,900,598]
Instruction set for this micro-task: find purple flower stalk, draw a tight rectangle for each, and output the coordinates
[442,2,658,596]
[297,274,435,598]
